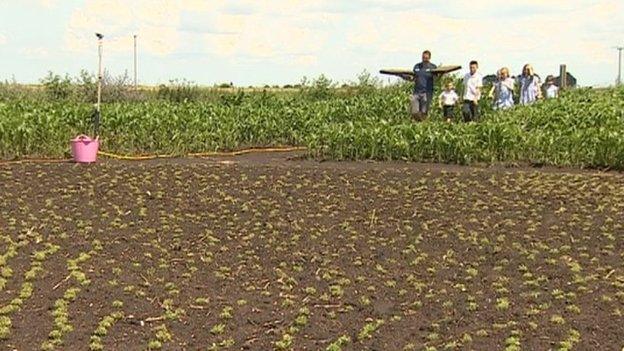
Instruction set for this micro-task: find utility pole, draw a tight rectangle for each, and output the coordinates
[133,34,138,90]
[616,46,623,86]
[96,33,103,114]
[94,33,104,137]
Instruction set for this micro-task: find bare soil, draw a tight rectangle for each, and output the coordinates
[1,154,623,350]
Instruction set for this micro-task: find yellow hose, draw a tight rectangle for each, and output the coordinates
[0,146,307,164]
[188,146,307,157]
[99,146,306,160]
[96,151,173,160]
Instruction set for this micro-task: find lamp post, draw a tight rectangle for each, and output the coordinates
[616,46,623,86]
[94,32,103,136]
[133,34,138,90]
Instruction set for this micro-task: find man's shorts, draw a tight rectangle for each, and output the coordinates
[410,93,431,115]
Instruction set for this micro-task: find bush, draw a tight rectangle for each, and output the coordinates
[37,70,139,103]
[300,74,336,100]
[41,72,73,100]
[157,79,200,102]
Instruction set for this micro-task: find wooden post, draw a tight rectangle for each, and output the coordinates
[559,64,567,89]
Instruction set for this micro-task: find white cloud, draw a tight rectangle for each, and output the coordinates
[19,0,59,8]
[58,0,623,82]
[39,0,58,8]
[204,13,329,58]
[65,0,335,62]
[65,0,184,55]
[294,55,318,66]
[344,1,623,80]
[19,47,50,58]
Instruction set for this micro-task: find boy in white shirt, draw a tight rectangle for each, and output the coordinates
[438,82,459,122]
[462,60,483,122]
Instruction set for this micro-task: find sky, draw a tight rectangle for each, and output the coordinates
[0,0,623,87]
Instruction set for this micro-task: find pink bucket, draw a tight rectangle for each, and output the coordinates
[71,135,99,163]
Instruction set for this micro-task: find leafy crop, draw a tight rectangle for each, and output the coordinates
[1,79,622,169]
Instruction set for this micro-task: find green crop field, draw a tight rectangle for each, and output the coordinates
[1,74,623,169]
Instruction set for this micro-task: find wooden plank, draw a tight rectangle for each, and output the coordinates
[432,65,462,74]
[380,65,462,77]
[379,69,413,76]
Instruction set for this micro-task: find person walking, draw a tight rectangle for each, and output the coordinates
[409,50,437,121]
[489,67,515,110]
[439,82,459,122]
[462,60,483,122]
[518,64,542,105]
[545,76,559,99]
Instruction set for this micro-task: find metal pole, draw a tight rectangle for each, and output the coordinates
[97,36,103,112]
[617,47,623,86]
[133,34,137,90]
[93,33,103,137]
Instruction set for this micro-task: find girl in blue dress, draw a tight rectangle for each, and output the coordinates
[489,67,515,110]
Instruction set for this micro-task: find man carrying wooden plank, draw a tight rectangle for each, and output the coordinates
[379,61,461,121]
[408,50,437,121]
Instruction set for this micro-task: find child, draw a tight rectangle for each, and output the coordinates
[545,76,559,99]
[489,67,514,110]
[439,82,459,122]
[462,60,483,122]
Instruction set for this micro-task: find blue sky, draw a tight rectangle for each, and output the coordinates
[1,0,622,87]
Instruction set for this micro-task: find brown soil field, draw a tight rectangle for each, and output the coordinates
[1,155,623,350]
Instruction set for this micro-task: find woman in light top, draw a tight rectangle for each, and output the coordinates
[518,64,542,105]
[489,67,514,110]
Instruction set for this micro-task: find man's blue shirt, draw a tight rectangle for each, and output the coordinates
[413,62,437,95]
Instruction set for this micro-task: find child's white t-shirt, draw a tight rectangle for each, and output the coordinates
[440,90,459,106]
[463,72,484,101]
[546,85,559,99]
